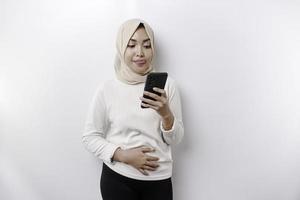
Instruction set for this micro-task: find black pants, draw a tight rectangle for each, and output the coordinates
[100,163,173,200]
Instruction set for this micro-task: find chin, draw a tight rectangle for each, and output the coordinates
[132,65,150,75]
[135,69,148,75]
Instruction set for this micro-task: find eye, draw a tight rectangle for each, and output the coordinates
[127,44,135,48]
[144,45,151,49]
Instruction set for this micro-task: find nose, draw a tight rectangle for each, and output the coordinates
[136,45,144,57]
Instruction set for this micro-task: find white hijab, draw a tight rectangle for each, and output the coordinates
[114,19,155,85]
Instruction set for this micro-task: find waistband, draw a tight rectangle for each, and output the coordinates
[102,163,172,183]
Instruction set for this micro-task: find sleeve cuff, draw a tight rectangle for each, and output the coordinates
[160,118,178,145]
[106,144,121,165]
[160,118,176,133]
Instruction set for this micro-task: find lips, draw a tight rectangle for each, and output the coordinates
[133,60,146,65]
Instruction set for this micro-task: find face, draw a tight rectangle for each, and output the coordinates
[124,27,153,75]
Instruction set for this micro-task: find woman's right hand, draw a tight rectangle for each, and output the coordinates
[113,146,160,175]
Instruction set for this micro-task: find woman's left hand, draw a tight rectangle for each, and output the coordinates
[140,87,172,118]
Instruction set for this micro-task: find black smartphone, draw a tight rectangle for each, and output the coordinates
[141,72,168,108]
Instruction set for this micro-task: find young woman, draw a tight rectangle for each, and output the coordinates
[82,18,184,200]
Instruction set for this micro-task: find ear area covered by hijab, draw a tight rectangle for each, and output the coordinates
[114,18,156,85]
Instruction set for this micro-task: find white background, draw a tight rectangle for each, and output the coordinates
[1,0,300,199]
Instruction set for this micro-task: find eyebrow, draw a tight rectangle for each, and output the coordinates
[129,38,150,43]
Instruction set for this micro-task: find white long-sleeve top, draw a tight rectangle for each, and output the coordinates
[82,76,184,180]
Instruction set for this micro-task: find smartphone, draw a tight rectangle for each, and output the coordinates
[141,72,168,108]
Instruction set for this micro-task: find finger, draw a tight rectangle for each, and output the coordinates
[138,169,149,176]
[141,147,155,153]
[141,102,150,108]
[141,100,162,110]
[142,165,157,171]
[141,102,160,111]
[140,95,167,109]
[145,161,160,168]
[143,91,162,101]
[153,87,166,97]
[140,96,162,106]
[147,155,159,161]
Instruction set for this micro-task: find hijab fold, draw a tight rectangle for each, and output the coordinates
[114,19,155,84]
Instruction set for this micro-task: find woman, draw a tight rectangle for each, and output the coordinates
[82,18,184,200]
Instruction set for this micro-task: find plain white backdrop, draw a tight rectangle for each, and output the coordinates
[1,0,300,199]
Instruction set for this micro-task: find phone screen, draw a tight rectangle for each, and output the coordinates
[141,72,168,108]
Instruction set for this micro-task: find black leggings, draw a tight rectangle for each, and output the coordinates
[100,163,173,200]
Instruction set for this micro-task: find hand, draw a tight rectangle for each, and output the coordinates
[113,146,160,176]
[140,87,172,118]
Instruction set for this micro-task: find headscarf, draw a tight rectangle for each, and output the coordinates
[114,18,155,84]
